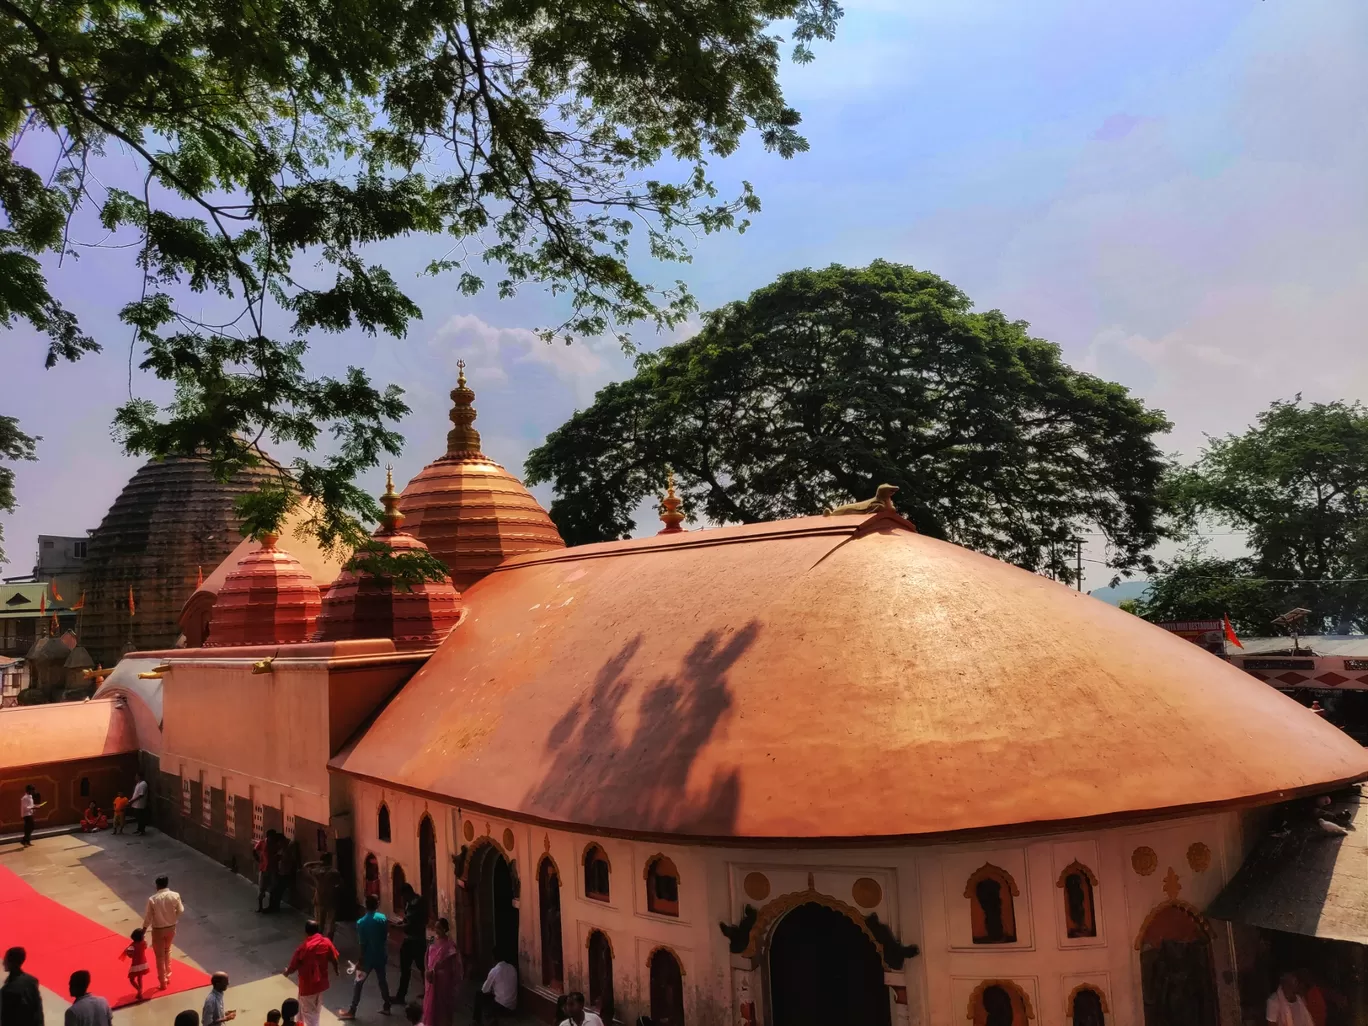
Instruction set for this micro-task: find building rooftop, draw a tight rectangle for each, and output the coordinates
[332,511,1368,843]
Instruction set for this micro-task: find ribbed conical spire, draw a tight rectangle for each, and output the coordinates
[445,360,482,456]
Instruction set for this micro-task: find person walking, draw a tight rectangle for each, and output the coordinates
[1,948,43,1026]
[338,895,392,1020]
[129,773,149,835]
[19,785,46,847]
[253,830,277,913]
[281,921,339,1026]
[302,853,343,939]
[63,972,111,1026]
[201,973,236,1026]
[141,875,185,990]
[393,884,427,1006]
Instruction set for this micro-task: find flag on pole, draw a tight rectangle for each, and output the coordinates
[196,565,204,588]
[39,591,46,617]
[50,579,62,601]
[50,615,58,634]
[71,591,85,611]
[128,585,136,618]
[1223,614,1243,649]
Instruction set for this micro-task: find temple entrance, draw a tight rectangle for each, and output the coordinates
[466,843,518,977]
[768,902,890,1026]
[418,816,437,923]
[538,857,563,989]
[1139,904,1218,1026]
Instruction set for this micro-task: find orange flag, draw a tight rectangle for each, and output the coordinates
[1223,614,1243,649]
[50,579,62,602]
[128,585,136,618]
[196,565,204,588]
[71,591,85,611]
[39,591,46,616]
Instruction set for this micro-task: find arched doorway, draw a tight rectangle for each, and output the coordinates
[538,857,563,988]
[1138,904,1218,1026]
[769,902,890,1026]
[391,863,408,914]
[588,931,613,1019]
[466,842,519,978]
[649,948,685,1026]
[419,815,438,924]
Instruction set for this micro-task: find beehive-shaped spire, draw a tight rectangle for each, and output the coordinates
[315,468,462,647]
[206,533,322,647]
[399,362,564,590]
[658,470,686,534]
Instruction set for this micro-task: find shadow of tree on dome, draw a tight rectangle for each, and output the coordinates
[523,619,761,837]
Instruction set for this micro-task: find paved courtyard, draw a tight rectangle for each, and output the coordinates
[0,829,539,1026]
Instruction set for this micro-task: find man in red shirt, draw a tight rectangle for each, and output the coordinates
[281,921,338,1026]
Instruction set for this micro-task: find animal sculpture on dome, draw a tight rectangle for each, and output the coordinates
[824,483,898,516]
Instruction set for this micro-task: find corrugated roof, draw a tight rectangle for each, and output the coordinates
[1238,635,1368,658]
[1207,793,1368,944]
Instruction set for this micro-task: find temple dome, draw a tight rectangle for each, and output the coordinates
[79,454,279,665]
[333,511,1368,842]
[206,534,322,647]
[398,362,563,591]
[315,470,462,648]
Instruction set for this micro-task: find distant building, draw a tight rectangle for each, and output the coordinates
[0,581,75,658]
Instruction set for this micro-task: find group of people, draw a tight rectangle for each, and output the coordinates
[1,949,116,1026]
[1267,969,1345,1026]
[15,773,149,847]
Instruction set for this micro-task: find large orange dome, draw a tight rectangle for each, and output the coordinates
[398,363,563,590]
[333,510,1368,842]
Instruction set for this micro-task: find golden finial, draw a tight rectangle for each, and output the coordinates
[658,469,685,534]
[445,359,483,457]
[379,463,405,533]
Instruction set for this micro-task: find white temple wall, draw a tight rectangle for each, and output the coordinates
[341,779,1248,1026]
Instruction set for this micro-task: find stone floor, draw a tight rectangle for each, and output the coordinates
[0,829,540,1026]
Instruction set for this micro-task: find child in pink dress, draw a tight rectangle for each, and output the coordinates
[121,928,150,999]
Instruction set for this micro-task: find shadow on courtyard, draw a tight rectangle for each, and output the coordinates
[523,619,761,837]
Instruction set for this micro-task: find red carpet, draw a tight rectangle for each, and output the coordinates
[0,863,210,1009]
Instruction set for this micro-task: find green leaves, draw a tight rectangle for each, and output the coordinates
[2,0,837,560]
[1147,398,1368,634]
[526,260,1171,582]
[0,416,39,566]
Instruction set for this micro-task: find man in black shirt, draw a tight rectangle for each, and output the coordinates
[1,947,44,1026]
[392,884,427,1005]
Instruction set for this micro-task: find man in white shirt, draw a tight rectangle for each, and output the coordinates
[558,992,604,1026]
[142,875,185,990]
[129,774,149,835]
[1267,972,1314,1026]
[475,958,517,1023]
[19,786,45,847]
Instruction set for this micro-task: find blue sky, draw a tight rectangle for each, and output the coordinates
[4,0,1366,587]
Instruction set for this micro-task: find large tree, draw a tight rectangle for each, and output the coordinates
[1141,398,1368,635]
[1,0,841,554]
[525,260,1172,582]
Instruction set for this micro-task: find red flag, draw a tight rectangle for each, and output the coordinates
[196,565,204,589]
[39,591,46,616]
[50,579,62,602]
[71,591,85,611]
[1223,614,1243,649]
[128,585,135,618]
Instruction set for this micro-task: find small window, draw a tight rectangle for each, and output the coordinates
[79,777,90,797]
[1058,862,1098,939]
[646,855,680,917]
[377,802,391,842]
[73,541,87,558]
[391,863,407,913]
[964,864,1019,944]
[1071,987,1106,1026]
[968,981,1032,1026]
[42,540,54,549]
[584,844,611,902]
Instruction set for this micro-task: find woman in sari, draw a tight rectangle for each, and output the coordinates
[422,918,462,1026]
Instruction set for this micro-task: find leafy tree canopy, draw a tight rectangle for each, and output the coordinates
[525,260,1172,582]
[1141,398,1368,635]
[0,416,38,565]
[1,0,841,558]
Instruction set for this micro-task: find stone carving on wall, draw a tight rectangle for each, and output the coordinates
[1186,842,1212,873]
[1131,846,1158,876]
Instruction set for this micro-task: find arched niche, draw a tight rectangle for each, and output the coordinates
[1056,861,1098,938]
[966,980,1035,1026]
[964,863,1020,944]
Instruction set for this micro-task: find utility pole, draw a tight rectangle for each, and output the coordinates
[1074,538,1084,592]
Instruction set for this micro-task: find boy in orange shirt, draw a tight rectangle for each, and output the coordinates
[112,792,129,834]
